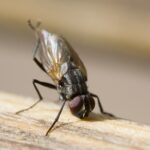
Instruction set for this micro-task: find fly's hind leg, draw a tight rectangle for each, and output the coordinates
[15,79,57,114]
[90,93,114,117]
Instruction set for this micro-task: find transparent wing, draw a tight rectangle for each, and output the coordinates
[38,30,87,83]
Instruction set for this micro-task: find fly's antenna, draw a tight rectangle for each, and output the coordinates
[28,20,41,31]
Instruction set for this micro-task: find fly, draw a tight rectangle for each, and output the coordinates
[16,20,113,136]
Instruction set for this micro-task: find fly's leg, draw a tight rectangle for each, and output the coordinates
[90,93,114,117]
[32,79,57,99]
[32,39,47,73]
[34,57,46,73]
[83,97,90,118]
[28,20,41,31]
[15,79,57,114]
[45,99,66,136]
[33,38,40,59]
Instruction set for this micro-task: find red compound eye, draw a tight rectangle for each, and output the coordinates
[68,96,83,115]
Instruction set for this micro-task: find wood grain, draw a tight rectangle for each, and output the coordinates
[0,91,150,150]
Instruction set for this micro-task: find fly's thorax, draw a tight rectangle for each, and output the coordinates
[58,67,88,100]
[57,82,88,100]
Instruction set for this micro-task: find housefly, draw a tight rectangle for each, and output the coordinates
[16,20,113,136]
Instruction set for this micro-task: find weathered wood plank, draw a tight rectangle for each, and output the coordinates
[0,92,150,150]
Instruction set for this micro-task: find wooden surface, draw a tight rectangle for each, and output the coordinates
[0,92,150,150]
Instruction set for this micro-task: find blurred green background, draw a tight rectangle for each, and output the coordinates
[0,0,150,124]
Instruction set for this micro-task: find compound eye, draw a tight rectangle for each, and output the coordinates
[68,96,83,115]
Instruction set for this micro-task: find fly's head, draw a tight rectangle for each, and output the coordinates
[68,94,95,118]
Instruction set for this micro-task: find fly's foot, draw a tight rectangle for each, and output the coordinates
[102,111,115,117]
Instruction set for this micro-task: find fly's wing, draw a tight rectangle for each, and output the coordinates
[38,30,87,83]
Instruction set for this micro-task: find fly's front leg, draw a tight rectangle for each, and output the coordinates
[90,93,114,117]
[15,79,57,114]
[83,97,90,118]
[45,99,66,136]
